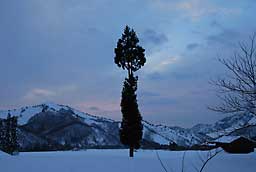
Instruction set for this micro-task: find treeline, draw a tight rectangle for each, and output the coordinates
[0,113,19,155]
[22,143,126,152]
[141,140,216,151]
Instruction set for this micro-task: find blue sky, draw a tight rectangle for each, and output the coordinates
[0,0,256,127]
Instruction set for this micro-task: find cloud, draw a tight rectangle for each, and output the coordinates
[160,57,178,66]
[76,100,120,113]
[210,20,223,29]
[171,71,199,80]
[88,106,100,111]
[23,85,78,102]
[206,29,240,47]
[143,47,180,74]
[204,19,243,47]
[142,29,168,45]
[146,72,165,80]
[57,85,78,94]
[186,43,199,50]
[142,96,179,106]
[150,56,179,73]
[139,91,161,97]
[150,0,241,21]
[24,88,56,100]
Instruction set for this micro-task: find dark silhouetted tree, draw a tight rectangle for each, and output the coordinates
[0,120,4,149]
[120,76,143,157]
[115,25,146,78]
[10,116,18,154]
[3,113,12,153]
[2,113,18,154]
[114,26,146,157]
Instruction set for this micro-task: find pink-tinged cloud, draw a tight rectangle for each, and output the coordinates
[150,0,241,21]
[24,88,56,100]
[74,100,121,120]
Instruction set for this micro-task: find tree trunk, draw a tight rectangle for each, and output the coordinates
[128,62,133,79]
[128,68,132,79]
[129,145,134,157]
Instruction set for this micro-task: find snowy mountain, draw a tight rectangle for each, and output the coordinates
[142,121,208,147]
[0,102,114,126]
[1,102,256,150]
[0,103,121,150]
[190,113,256,139]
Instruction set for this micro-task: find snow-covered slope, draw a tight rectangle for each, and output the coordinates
[1,102,256,150]
[143,121,206,147]
[191,113,256,139]
[0,150,8,156]
[0,102,114,125]
[0,103,121,150]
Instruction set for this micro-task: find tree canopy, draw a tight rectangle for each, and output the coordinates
[114,26,146,77]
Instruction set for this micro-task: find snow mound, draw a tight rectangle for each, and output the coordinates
[214,136,240,143]
[0,150,8,156]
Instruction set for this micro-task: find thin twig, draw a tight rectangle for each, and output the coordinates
[199,149,223,172]
[181,151,186,172]
[155,150,169,172]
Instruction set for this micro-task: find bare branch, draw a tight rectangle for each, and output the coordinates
[155,150,170,172]
[198,149,223,172]
[181,151,186,172]
[210,34,256,116]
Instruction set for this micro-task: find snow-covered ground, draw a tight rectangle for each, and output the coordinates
[0,149,255,172]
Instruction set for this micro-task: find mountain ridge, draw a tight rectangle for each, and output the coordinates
[1,102,256,150]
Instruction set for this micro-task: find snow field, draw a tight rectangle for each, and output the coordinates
[1,149,255,172]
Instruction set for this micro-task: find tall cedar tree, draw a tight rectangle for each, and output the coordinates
[120,76,143,157]
[114,26,146,157]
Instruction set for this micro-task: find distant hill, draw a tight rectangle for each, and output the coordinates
[1,102,256,151]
